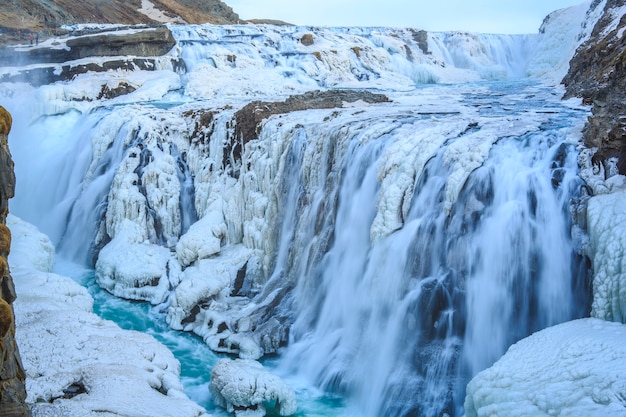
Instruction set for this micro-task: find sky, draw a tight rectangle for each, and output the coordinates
[226,0,588,34]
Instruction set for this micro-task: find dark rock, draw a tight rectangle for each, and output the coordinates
[563,0,626,174]
[0,25,176,68]
[410,29,430,55]
[66,26,176,59]
[98,82,137,100]
[300,33,314,46]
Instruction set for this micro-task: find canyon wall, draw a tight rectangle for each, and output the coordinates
[563,0,626,174]
[0,106,27,417]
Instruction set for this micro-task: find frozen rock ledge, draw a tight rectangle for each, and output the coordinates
[210,358,297,417]
[464,318,626,417]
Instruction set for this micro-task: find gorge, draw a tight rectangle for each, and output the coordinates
[0,0,625,416]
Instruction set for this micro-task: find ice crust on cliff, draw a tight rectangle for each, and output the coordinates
[587,188,626,323]
[465,318,626,417]
[8,215,208,417]
[210,358,297,417]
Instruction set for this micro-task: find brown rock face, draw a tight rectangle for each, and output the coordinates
[563,0,626,174]
[0,106,27,417]
[0,0,240,45]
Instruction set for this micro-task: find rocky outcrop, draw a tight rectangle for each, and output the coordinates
[0,26,183,86]
[0,107,27,417]
[0,0,240,46]
[563,0,626,174]
[0,25,176,67]
[226,90,391,169]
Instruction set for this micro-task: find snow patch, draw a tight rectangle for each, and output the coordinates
[96,219,171,304]
[138,0,186,24]
[465,318,626,417]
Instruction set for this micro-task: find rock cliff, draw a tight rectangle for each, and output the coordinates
[0,0,240,45]
[0,107,27,417]
[563,0,626,174]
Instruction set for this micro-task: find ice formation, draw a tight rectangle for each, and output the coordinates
[587,188,626,323]
[210,358,297,417]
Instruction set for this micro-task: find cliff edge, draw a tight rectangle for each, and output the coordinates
[0,0,240,46]
[563,0,626,174]
[0,107,27,417]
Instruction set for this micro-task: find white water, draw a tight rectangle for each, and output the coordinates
[1,19,597,417]
[271,83,590,417]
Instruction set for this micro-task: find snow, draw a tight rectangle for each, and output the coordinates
[138,0,186,24]
[526,0,602,83]
[465,318,626,417]
[167,244,263,359]
[210,358,297,417]
[600,2,626,38]
[8,215,208,417]
[587,188,626,323]
[176,206,227,267]
[96,219,172,304]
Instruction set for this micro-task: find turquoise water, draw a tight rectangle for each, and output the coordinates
[55,261,346,416]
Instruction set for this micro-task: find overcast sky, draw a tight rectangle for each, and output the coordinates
[226,0,588,34]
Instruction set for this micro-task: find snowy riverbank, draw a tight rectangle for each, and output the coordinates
[8,215,209,417]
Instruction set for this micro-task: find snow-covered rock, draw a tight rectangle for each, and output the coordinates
[464,318,626,417]
[96,219,172,305]
[176,206,227,267]
[8,215,208,417]
[210,358,297,417]
[167,244,263,359]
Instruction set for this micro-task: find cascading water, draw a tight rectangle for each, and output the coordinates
[1,20,596,417]
[276,83,590,417]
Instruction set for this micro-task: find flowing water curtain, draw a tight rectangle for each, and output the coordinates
[279,87,590,417]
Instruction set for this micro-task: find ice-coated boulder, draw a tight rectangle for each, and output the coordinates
[95,219,171,304]
[465,318,626,417]
[210,358,297,417]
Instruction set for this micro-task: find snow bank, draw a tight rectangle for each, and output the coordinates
[465,318,626,417]
[210,358,297,417]
[587,188,626,323]
[8,215,208,417]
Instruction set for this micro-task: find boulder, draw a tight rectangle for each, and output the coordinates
[210,358,297,417]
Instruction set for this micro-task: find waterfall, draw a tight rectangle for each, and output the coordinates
[2,22,594,417]
[276,84,590,417]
